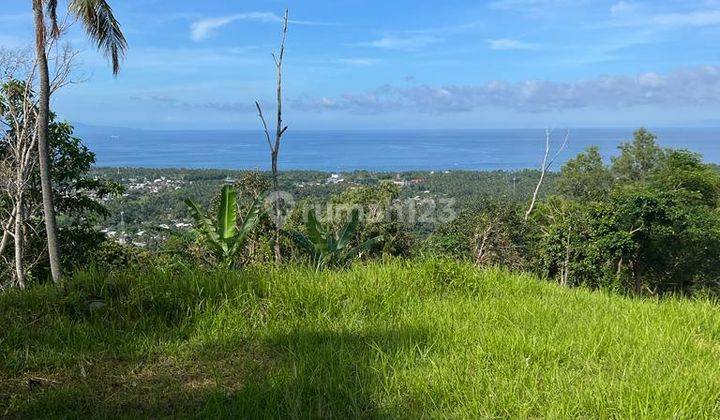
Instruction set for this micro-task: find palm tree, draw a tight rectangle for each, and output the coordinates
[32,0,127,282]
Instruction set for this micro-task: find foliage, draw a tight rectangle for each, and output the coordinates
[537,130,720,295]
[185,185,264,268]
[232,171,278,265]
[611,127,666,182]
[2,260,720,417]
[290,208,382,269]
[329,182,414,257]
[649,149,720,207]
[48,121,123,269]
[426,200,529,269]
[557,146,613,201]
[90,168,553,243]
[0,81,121,280]
[5,124,716,297]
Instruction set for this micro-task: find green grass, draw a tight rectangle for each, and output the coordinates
[1,258,719,418]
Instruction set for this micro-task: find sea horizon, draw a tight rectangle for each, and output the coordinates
[77,126,720,172]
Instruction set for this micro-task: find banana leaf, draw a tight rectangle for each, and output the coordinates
[217,185,237,240]
[336,208,360,250]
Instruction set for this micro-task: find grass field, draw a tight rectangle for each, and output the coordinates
[1,258,719,418]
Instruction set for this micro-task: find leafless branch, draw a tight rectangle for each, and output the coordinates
[254,9,290,264]
[0,42,78,286]
[525,128,570,221]
[255,101,274,152]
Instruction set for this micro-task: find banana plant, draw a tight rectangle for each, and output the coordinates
[185,185,264,268]
[290,208,382,269]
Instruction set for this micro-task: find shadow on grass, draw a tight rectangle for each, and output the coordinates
[3,325,435,418]
[220,326,434,418]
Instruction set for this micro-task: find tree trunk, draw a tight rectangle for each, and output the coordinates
[634,267,643,295]
[271,150,281,263]
[0,209,15,258]
[33,0,62,283]
[13,199,25,289]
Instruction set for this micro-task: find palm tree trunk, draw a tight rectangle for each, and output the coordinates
[33,0,62,283]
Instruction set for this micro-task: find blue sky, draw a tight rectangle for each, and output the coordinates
[3,0,720,129]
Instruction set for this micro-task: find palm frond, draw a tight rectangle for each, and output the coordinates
[45,0,60,38]
[69,0,127,75]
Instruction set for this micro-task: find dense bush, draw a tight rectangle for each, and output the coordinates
[532,128,720,295]
[424,200,529,270]
[423,128,720,297]
[4,121,719,299]
[0,100,120,283]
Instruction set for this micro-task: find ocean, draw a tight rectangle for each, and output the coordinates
[76,127,720,171]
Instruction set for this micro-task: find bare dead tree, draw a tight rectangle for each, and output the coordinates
[524,128,569,221]
[256,9,289,264]
[0,74,38,288]
[474,218,497,266]
[0,41,77,288]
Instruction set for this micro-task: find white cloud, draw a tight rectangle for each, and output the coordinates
[336,58,379,66]
[609,3,720,29]
[610,1,637,17]
[190,12,282,41]
[650,10,720,28]
[291,66,720,114]
[357,35,441,51]
[488,0,591,15]
[487,38,539,51]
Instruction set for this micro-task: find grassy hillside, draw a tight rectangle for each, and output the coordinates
[1,259,719,418]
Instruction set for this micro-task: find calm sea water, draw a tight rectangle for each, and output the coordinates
[76,127,720,171]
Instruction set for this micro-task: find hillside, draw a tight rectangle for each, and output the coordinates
[2,259,719,418]
[89,167,553,245]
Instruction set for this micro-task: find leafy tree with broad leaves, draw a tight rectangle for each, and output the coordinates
[534,128,720,295]
[0,90,122,280]
[557,146,613,201]
[611,128,666,183]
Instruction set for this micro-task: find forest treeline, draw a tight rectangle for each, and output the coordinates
[3,81,718,298]
[2,5,720,298]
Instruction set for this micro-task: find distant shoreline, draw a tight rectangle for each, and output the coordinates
[91,167,547,173]
[79,128,720,171]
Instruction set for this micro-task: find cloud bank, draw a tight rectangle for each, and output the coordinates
[291,66,720,114]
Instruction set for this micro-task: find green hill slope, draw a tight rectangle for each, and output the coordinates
[2,259,719,418]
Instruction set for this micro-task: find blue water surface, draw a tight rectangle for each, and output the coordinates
[76,127,720,171]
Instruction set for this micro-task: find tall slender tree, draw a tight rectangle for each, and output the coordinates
[33,0,127,282]
[256,9,289,264]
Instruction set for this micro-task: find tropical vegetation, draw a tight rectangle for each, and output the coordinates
[2,259,720,418]
[2,4,720,417]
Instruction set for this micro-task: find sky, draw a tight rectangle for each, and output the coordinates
[2,0,720,129]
